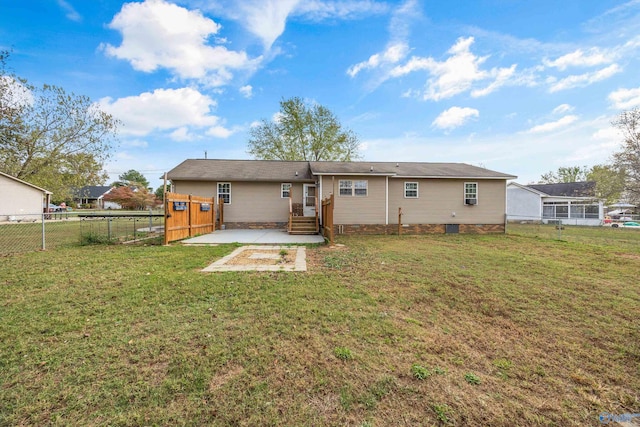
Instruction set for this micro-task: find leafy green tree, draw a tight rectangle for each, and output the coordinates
[586,164,627,205]
[0,51,118,201]
[539,166,589,184]
[613,108,640,204]
[155,184,170,200]
[248,96,361,161]
[539,164,627,205]
[114,169,150,189]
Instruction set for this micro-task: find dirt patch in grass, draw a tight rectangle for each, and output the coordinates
[209,363,244,391]
[225,248,295,266]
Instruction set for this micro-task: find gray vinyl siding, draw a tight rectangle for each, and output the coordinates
[172,180,307,222]
[388,178,507,224]
[321,175,387,224]
[506,186,542,220]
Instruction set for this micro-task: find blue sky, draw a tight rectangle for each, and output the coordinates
[2,0,640,188]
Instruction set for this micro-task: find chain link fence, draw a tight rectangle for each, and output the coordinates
[0,211,164,255]
[507,214,640,249]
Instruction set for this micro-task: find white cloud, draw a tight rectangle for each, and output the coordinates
[0,76,34,108]
[471,64,517,97]
[122,139,149,148]
[608,86,640,109]
[195,0,388,50]
[552,104,574,115]
[390,37,517,101]
[543,48,611,70]
[294,0,389,21]
[432,107,479,130]
[116,151,135,160]
[272,112,285,123]
[170,127,196,142]
[98,87,220,136]
[57,0,82,22]
[548,64,621,92]
[526,115,579,133]
[103,0,259,86]
[206,125,235,138]
[347,42,409,77]
[239,85,253,98]
[236,0,300,50]
[345,1,416,81]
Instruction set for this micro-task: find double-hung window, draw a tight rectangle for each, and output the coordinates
[464,182,478,205]
[217,182,231,204]
[281,183,292,198]
[404,182,418,198]
[339,180,368,197]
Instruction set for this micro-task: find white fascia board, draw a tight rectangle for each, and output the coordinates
[392,175,517,180]
[312,172,396,176]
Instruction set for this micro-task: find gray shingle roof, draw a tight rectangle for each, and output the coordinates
[527,181,596,197]
[309,161,517,179]
[74,186,113,199]
[166,159,314,182]
[166,159,517,181]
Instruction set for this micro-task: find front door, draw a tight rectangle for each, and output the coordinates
[303,184,316,217]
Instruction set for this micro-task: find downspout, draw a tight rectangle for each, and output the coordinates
[318,175,323,223]
[385,176,389,225]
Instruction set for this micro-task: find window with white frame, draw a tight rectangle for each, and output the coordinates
[404,182,418,198]
[464,182,478,205]
[217,182,231,204]
[339,179,368,197]
[281,183,292,198]
[543,202,599,219]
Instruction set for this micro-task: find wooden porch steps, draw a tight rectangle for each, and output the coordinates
[289,216,318,235]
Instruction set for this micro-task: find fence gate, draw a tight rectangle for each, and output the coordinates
[321,194,334,245]
[164,193,216,244]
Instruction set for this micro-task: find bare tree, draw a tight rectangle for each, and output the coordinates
[612,108,640,204]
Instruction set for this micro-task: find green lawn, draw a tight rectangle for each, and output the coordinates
[1,232,638,426]
[0,215,164,255]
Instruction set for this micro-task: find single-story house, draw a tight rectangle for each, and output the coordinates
[0,171,52,221]
[74,186,121,209]
[507,181,604,226]
[166,159,517,234]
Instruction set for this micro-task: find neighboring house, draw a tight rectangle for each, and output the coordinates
[74,186,121,209]
[166,159,517,235]
[507,181,604,226]
[0,171,52,221]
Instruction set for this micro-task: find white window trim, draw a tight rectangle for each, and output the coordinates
[404,181,419,198]
[464,182,478,205]
[281,183,292,198]
[217,182,231,205]
[339,179,368,197]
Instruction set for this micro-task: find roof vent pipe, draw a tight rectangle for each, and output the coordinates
[370,166,374,171]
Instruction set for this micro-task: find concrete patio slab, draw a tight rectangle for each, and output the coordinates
[202,245,307,272]
[182,229,325,245]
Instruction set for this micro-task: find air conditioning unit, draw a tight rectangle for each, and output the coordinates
[465,198,477,205]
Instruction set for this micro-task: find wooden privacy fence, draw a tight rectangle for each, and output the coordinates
[164,193,216,244]
[321,194,334,245]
